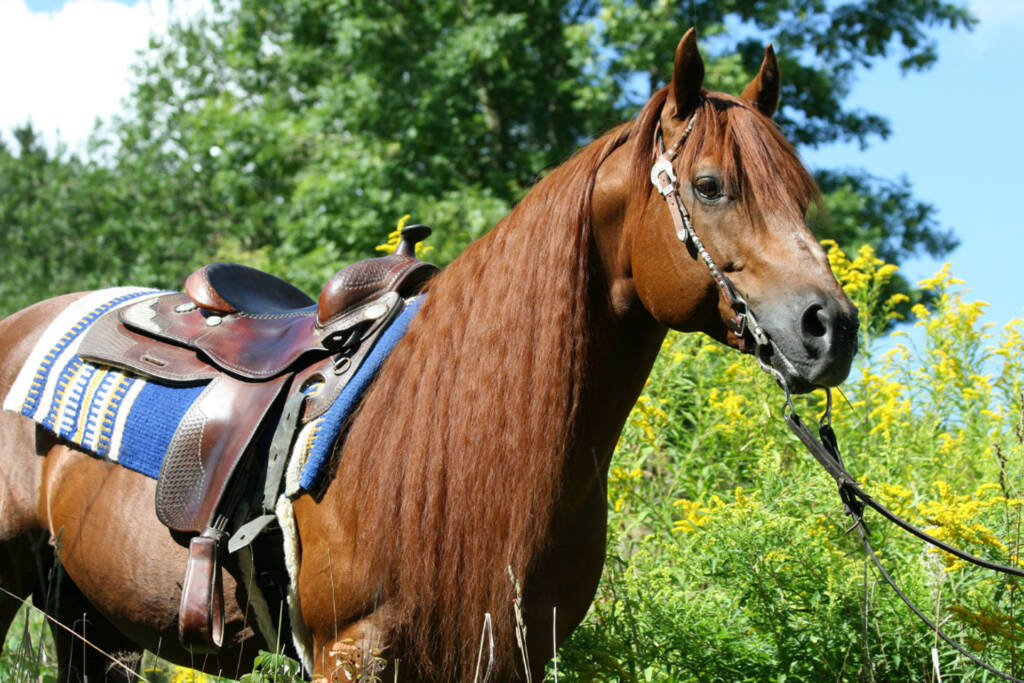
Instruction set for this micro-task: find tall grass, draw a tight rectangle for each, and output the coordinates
[5,244,1024,681]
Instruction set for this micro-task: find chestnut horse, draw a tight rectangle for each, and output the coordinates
[0,30,857,682]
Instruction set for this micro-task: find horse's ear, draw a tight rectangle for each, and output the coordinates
[667,28,704,119]
[740,44,781,118]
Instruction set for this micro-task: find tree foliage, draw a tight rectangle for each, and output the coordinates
[0,0,972,315]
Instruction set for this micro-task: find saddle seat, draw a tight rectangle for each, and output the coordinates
[184,262,317,316]
[93,225,438,381]
[187,222,434,321]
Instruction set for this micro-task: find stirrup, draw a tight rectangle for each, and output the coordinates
[178,526,225,652]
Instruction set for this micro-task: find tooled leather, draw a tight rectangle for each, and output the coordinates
[192,314,320,380]
[120,294,199,347]
[317,256,436,326]
[156,373,288,533]
[301,300,404,423]
[120,294,323,380]
[118,258,435,380]
[78,308,218,385]
[157,402,208,530]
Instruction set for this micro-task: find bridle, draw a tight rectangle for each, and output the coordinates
[650,114,800,392]
[650,114,767,353]
[651,108,1024,682]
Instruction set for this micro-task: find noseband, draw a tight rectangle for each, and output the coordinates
[650,108,1024,683]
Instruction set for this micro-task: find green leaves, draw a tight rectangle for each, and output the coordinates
[238,650,303,682]
[0,0,974,318]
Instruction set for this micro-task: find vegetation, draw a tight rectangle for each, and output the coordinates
[4,1,1008,680]
[560,246,1024,681]
[0,0,971,316]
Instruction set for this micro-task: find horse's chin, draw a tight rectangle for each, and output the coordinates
[718,331,815,395]
[752,337,852,395]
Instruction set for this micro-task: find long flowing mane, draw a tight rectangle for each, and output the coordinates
[324,86,819,679]
[327,124,631,677]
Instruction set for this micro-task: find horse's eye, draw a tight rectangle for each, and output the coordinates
[694,176,722,199]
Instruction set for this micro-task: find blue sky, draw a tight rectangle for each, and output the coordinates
[803,1,1024,329]
[2,0,1021,331]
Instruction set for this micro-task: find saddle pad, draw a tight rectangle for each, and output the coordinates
[2,288,209,478]
[6,288,424,492]
[289,295,424,493]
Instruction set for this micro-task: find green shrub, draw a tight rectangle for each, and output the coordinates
[557,244,1024,681]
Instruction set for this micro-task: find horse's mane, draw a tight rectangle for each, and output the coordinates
[327,86,817,680]
[329,122,629,677]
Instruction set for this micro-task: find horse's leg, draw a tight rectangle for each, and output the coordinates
[0,535,41,652]
[311,612,397,682]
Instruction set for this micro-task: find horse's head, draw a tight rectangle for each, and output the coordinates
[621,29,858,393]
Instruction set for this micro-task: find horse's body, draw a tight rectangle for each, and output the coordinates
[0,31,857,681]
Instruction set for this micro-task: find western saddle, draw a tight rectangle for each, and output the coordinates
[77,225,438,651]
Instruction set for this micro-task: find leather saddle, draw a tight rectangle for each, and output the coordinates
[77,224,438,651]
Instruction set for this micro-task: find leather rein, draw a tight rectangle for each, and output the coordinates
[652,112,1024,682]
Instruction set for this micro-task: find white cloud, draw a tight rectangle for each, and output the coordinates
[0,0,207,155]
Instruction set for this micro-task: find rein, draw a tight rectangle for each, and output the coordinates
[785,392,1024,683]
[651,112,1024,682]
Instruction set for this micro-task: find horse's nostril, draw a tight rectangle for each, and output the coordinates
[801,304,828,339]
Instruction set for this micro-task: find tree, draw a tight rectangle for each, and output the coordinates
[0,0,973,315]
[0,125,130,310]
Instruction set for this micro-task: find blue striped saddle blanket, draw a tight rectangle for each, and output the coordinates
[3,287,419,492]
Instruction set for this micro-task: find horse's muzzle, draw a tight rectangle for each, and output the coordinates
[756,290,859,394]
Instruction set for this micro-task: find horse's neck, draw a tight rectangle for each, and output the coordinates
[564,296,666,500]
[289,135,671,669]
[558,139,669,503]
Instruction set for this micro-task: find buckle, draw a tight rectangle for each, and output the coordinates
[650,158,677,196]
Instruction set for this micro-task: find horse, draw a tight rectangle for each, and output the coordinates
[0,29,857,682]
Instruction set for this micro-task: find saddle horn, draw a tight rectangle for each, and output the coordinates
[395,224,432,257]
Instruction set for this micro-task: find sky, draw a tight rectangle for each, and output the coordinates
[1,0,1022,331]
[0,0,205,150]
